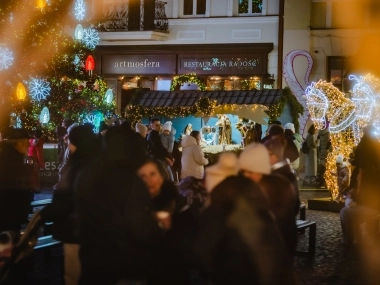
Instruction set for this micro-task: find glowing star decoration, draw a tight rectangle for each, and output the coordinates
[74,0,86,21]
[82,28,99,49]
[84,111,103,133]
[39,107,50,124]
[104,89,113,104]
[0,47,14,70]
[74,24,84,40]
[29,78,51,101]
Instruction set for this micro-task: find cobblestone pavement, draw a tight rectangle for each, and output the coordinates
[295,190,380,285]
[27,189,380,285]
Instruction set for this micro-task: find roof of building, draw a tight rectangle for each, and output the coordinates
[131,89,283,108]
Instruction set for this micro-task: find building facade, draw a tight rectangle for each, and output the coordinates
[283,0,380,93]
[84,0,281,113]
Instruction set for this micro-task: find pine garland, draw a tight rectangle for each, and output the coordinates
[170,73,206,91]
[267,87,304,132]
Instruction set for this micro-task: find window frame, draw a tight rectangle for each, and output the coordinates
[237,0,264,16]
[181,0,210,18]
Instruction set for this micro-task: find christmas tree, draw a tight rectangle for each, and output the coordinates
[0,0,116,137]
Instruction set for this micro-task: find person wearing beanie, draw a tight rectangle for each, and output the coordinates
[134,123,149,158]
[136,123,148,138]
[238,141,299,257]
[261,124,299,163]
[160,121,175,153]
[196,155,296,285]
[331,154,349,202]
[147,118,175,181]
[204,152,238,192]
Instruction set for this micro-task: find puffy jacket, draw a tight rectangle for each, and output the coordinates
[180,135,208,179]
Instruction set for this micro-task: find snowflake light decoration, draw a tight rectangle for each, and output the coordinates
[82,28,99,49]
[0,47,14,70]
[74,0,86,21]
[83,111,103,133]
[29,78,51,101]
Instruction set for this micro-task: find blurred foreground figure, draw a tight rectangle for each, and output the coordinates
[195,153,296,285]
[76,126,163,285]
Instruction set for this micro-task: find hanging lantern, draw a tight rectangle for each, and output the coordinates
[36,0,47,9]
[105,89,113,104]
[39,107,50,124]
[85,55,95,76]
[74,24,84,40]
[16,82,27,100]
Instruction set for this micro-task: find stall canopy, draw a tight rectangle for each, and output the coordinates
[131,89,283,124]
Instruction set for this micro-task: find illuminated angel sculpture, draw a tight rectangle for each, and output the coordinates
[305,75,380,198]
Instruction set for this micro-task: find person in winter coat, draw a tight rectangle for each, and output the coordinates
[304,124,319,186]
[238,142,298,257]
[317,124,330,187]
[137,159,196,285]
[43,125,100,285]
[284,123,302,175]
[195,153,296,285]
[147,118,174,181]
[261,124,299,163]
[74,126,161,285]
[135,122,149,157]
[331,154,349,202]
[27,129,45,192]
[180,131,209,180]
[0,128,33,234]
[160,121,175,153]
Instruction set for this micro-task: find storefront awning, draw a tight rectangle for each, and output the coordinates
[132,89,283,108]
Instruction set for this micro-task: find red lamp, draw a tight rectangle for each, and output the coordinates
[85,55,95,76]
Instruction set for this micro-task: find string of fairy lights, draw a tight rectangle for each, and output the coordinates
[0,0,113,137]
[305,74,380,199]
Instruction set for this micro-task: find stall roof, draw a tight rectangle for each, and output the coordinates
[132,89,283,108]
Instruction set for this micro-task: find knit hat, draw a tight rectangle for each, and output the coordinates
[135,123,147,135]
[162,121,172,132]
[205,152,238,193]
[336,154,344,164]
[238,143,271,175]
[263,135,286,160]
[284,122,295,134]
[68,125,95,148]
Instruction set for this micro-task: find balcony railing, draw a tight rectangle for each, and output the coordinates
[96,0,168,32]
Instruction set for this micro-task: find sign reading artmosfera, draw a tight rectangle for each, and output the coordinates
[102,54,176,75]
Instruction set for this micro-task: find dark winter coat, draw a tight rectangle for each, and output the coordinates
[259,173,298,257]
[76,165,163,285]
[0,142,33,232]
[194,176,295,285]
[149,180,197,285]
[147,129,173,161]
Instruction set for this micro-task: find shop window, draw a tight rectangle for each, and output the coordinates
[206,77,261,91]
[327,56,352,92]
[238,0,263,15]
[183,0,207,16]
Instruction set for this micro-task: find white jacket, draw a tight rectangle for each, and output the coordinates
[180,135,209,179]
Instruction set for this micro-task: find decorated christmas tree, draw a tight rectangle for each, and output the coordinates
[0,0,116,137]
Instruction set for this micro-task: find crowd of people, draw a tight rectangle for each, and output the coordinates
[0,118,379,285]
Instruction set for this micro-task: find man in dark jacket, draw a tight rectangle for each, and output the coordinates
[147,118,174,180]
[0,128,33,234]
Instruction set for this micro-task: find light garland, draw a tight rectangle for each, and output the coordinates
[170,73,206,91]
[305,76,380,198]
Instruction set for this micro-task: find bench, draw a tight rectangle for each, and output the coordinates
[296,220,317,256]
